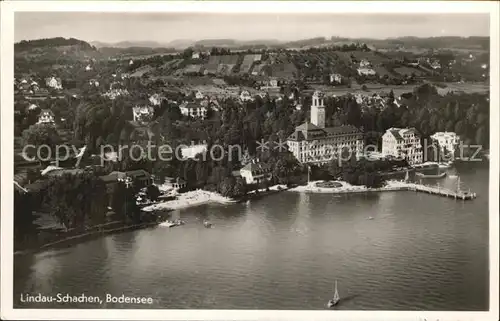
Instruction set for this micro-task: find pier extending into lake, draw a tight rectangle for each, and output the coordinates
[408,183,477,200]
[290,180,477,201]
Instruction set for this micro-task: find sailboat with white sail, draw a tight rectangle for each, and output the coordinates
[327,280,340,308]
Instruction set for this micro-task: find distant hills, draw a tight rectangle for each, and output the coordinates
[90,38,282,49]
[14,37,101,61]
[15,36,490,61]
[88,36,489,51]
[90,40,167,49]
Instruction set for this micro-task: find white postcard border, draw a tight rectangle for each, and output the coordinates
[1,1,499,321]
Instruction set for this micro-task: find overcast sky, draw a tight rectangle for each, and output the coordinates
[15,12,490,43]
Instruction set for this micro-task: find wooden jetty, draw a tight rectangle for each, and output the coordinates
[409,183,477,200]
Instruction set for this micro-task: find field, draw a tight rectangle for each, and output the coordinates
[311,82,489,97]
[436,82,489,95]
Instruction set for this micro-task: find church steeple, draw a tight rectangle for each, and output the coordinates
[311,90,325,128]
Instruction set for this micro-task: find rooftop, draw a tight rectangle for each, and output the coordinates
[241,162,270,173]
[288,123,362,141]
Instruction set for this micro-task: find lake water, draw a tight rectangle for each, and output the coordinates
[13,164,489,310]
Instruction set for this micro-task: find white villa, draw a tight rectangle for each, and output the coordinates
[359,59,371,68]
[37,109,56,125]
[180,102,208,119]
[27,104,39,111]
[287,91,364,164]
[103,88,129,100]
[132,105,154,123]
[240,90,253,102]
[45,77,63,90]
[195,91,205,100]
[382,127,423,165]
[431,132,460,156]
[239,161,272,185]
[357,68,377,76]
[431,61,441,70]
[180,144,208,159]
[149,94,165,106]
[330,73,342,84]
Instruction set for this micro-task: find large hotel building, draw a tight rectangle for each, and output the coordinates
[381,127,423,165]
[287,91,364,164]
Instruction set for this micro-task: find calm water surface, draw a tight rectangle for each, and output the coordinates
[14,165,489,310]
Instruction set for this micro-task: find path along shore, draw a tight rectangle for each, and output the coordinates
[289,180,476,200]
[289,180,409,194]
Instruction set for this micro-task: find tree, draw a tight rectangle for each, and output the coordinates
[14,190,36,248]
[111,181,141,222]
[475,125,487,146]
[346,99,362,128]
[146,184,160,202]
[328,159,342,179]
[26,168,41,184]
[219,177,235,197]
[232,178,247,198]
[22,124,60,159]
[111,182,127,218]
[454,120,465,135]
[44,173,108,231]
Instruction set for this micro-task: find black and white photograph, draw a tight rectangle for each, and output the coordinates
[1,1,499,321]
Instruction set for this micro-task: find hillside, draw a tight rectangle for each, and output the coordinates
[15,37,101,61]
[91,40,167,48]
[83,36,491,52]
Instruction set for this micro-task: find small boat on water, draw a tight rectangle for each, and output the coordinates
[203,220,213,228]
[438,162,453,169]
[327,280,340,308]
[159,219,185,228]
[416,171,447,179]
[367,216,374,220]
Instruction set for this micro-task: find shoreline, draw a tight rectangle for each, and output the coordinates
[288,180,410,194]
[288,180,476,200]
[289,180,432,193]
[14,221,160,257]
[142,189,237,212]
[14,186,289,256]
[13,179,473,256]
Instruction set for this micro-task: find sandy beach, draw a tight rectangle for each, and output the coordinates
[142,189,237,212]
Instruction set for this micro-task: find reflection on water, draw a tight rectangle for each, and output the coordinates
[14,166,489,310]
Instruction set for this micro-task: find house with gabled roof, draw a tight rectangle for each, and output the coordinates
[240,90,253,102]
[45,76,63,90]
[240,161,272,185]
[37,109,56,125]
[132,105,154,124]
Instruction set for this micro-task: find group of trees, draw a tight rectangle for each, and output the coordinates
[14,190,37,249]
[41,172,161,232]
[80,82,488,199]
[316,84,489,151]
[13,38,492,246]
[42,173,109,231]
[325,152,408,188]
